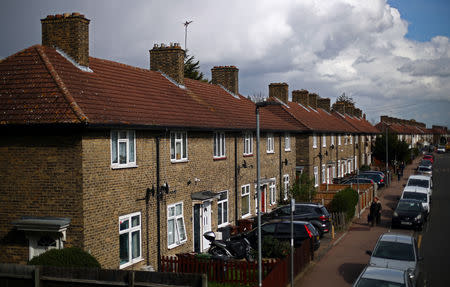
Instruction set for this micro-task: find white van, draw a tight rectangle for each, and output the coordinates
[405,175,432,197]
[401,186,430,213]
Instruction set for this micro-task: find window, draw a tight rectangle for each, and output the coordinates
[244,133,253,155]
[313,134,317,148]
[119,212,142,268]
[331,134,335,146]
[213,132,226,158]
[355,156,358,171]
[344,135,348,145]
[314,166,318,187]
[355,135,359,144]
[170,132,188,162]
[322,164,326,184]
[241,185,251,217]
[284,133,291,151]
[217,191,228,227]
[111,130,136,168]
[322,135,326,147]
[337,160,341,177]
[338,135,342,146]
[29,235,60,260]
[269,180,276,205]
[332,166,336,180]
[283,174,290,200]
[350,135,353,144]
[267,133,274,153]
[167,202,187,248]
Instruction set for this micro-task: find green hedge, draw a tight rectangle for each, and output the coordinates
[261,236,290,259]
[330,187,359,222]
[28,247,101,268]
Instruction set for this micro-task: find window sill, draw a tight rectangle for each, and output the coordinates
[243,154,253,157]
[171,159,189,164]
[213,156,227,161]
[119,257,144,269]
[284,149,291,152]
[218,222,230,229]
[266,151,274,154]
[168,241,186,250]
[111,163,138,170]
[241,213,252,219]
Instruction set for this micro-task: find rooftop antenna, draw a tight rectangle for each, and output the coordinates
[184,20,193,52]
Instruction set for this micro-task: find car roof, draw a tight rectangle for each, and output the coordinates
[379,233,414,244]
[360,266,405,283]
[266,219,310,225]
[403,186,428,193]
[408,175,431,180]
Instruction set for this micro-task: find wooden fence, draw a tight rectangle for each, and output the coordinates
[161,239,312,286]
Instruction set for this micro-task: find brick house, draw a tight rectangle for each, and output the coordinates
[0,13,302,270]
[267,84,363,186]
[376,116,432,149]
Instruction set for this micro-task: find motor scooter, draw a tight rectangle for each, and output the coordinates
[203,231,254,262]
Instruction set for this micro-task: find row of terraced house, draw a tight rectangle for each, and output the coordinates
[0,12,435,271]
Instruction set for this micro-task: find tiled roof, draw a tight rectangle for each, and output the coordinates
[0,45,302,132]
[335,113,379,134]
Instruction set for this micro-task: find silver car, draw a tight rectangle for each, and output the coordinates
[366,233,421,282]
[353,266,414,287]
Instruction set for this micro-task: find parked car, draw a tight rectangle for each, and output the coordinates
[366,233,422,282]
[245,220,320,250]
[341,177,375,185]
[405,175,432,196]
[401,186,430,213]
[423,154,434,163]
[418,159,432,167]
[416,165,432,177]
[391,199,427,231]
[359,170,385,179]
[358,172,385,187]
[437,145,446,153]
[353,266,415,287]
[257,203,332,237]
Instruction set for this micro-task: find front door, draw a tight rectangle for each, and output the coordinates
[193,204,201,253]
[201,201,212,251]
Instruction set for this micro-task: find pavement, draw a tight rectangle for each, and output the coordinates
[289,158,422,287]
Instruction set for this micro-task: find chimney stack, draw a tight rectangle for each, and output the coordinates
[346,105,355,116]
[308,93,318,109]
[150,43,185,86]
[317,98,331,112]
[211,66,239,95]
[41,13,90,67]
[354,108,362,118]
[292,90,309,106]
[268,83,288,103]
[332,102,345,114]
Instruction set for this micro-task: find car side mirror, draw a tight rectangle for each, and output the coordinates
[366,250,372,256]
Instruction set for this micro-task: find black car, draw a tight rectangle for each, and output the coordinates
[341,177,375,185]
[358,172,385,187]
[256,203,331,237]
[419,159,432,167]
[391,199,427,231]
[245,220,320,250]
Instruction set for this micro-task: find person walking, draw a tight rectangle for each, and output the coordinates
[369,198,377,226]
[375,197,382,225]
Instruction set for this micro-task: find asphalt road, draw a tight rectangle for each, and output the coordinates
[420,152,450,286]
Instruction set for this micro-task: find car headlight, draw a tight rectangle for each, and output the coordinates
[393,212,398,217]
[415,214,422,220]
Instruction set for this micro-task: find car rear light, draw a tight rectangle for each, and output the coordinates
[380,178,384,183]
[305,225,313,238]
[319,215,327,221]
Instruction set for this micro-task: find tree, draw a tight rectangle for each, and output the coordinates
[372,131,411,167]
[290,173,316,202]
[184,54,207,82]
[336,92,354,105]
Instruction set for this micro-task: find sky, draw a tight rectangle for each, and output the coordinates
[1,0,449,128]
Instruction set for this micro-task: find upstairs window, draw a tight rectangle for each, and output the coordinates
[313,134,317,148]
[171,131,188,162]
[213,132,226,158]
[331,134,335,146]
[350,135,353,144]
[338,135,342,146]
[322,135,326,147]
[284,133,291,151]
[244,133,253,156]
[111,130,136,168]
[267,133,274,153]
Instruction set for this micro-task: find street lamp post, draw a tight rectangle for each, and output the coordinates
[385,125,389,186]
[255,100,280,287]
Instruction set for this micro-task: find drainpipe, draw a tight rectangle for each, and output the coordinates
[279,135,283,201]
[156,137,161,271]
[234,135,238,224]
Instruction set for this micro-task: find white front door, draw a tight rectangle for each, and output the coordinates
[201,201,212,251]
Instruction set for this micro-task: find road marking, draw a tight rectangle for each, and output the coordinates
[332,232,348,246]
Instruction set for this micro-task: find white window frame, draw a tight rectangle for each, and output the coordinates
[283,174,290,200]
[314,166,319,187]
[337,160,341,177]
[28,235,62,260]
[331,134,335,146]
[167,202,187,249]
[243,133,253,156]
[241,184,251,218]
[332,166,336,180]
[338,135,342,146]
[267,133,274,153]
[217,191,229,227]
[350,135,353,144]
[213,132,226,159]
[347,160,351,174]
[313,134,317,149]
[269,180,276,205]
[321,164,326,184]
[355,156,358,171]
[170,131,188,162]
[111,130,136,169]
[284,133,291,151]
[119,212,142,269]
[322,135,326,147]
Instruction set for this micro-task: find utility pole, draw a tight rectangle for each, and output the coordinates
[183,20,193,51]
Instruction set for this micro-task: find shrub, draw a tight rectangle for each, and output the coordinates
[261,236,290,259]
[359,164,371,171]
[28,247,101,268]
[329,187,359,222]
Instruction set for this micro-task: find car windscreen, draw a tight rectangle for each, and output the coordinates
[407,179,429,188]
[319,207,330,216]
[355,278,405,287]
[397,201,421,212]
[417,166,431,172]
[402,192,427,202]
[372,241,415,261]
